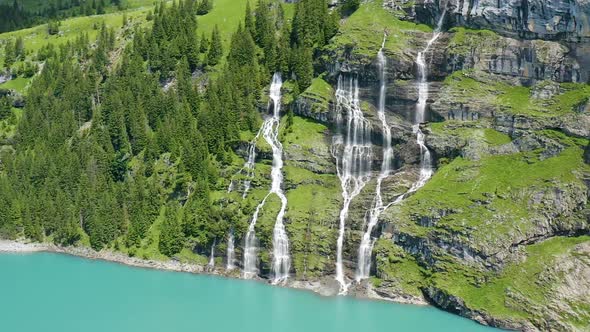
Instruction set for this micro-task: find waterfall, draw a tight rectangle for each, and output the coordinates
[266,73,291,284]
[243,73,290,280]
[332,74,373,294]
[228,126,265,198]
[241,127,264,198]
[409,10,446,193]
[243,195,268,278]
[356,35,391,282]
[208,239,216,269]
[355,13,448,281]
[226,231,235,270]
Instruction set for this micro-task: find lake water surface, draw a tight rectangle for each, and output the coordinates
[0,253,501,332]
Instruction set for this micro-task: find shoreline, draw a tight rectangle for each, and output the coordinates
[0,239,427,305]
[1,239,521,330]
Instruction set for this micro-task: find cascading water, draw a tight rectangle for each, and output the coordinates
[243,194,268,278]
[243,73,290,281]
[355,12,448,281]
[266,73,291,284]
[240,128,264,198]
[208,240,216,269]
[226,231,235,270]
[332,75,373,294]
[356,35,391,282]
[227,127,265,198]
[410,10,446,193]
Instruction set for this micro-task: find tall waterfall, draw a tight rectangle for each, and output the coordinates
[409,10,446,193]
[332,75,373,294]
[356,36,391,282]
[266,73,290,284]
[226,231,235,270]
[228,126,265,198]
[243,73,290,281]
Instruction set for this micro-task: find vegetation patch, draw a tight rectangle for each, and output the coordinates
[373,239,427,297]
[430,120,512,147]
[393,135,589,249]
[302,76,333,101]
[447,27,501,57]
[0,107,21,141]
[286,182,340,278]
[281,115,340,277]
[442,70,590,117]
[282,115,329,150]
[0,6,151,56]
[0,76,30,93]
[432,236,590,320]
[326,0,431,58]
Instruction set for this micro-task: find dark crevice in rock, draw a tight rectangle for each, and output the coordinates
[508,229,590,253]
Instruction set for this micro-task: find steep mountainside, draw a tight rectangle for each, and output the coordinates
[290,1,590,330]
[0,0,588,331]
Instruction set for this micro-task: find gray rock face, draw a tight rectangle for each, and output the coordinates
[294,94,334,124]
[288,3,590,329]
[424,286,540,331]
[0,72,10,85]
[414,0,590,42]
[444,33,585,83]
[491,112,590,138]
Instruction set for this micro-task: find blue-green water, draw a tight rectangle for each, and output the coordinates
[0,253,500,332]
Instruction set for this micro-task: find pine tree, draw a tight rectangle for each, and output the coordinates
[0,96,11,121]
[97,0,105,15]
[199,32,209,53]
[196,0,213,15]
[341,0,360,16]
[48,20,60,35]
[3,39,15,69]
[159,204,184,256]
[326,10,339,41]
[278,22,290,75]
[227,25,256,68]
[244,1,255,37]
[254,0,272,48]
[188,83,201,118]
[14,36,24,60]
[291,0,329,48]
[286,107,294,132]
[176,57,192,100]
[293,44,313,90]
[206,25,223,66]
[186,29,200,71]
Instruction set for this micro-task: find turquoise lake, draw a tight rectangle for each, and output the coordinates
[0,253,501,332]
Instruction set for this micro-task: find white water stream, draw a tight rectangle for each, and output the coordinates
[226,231,235,270]
[332,75,373,294]
[228,126,265,198]
[208,239,216,269]
[356,11,447,280]
[243,73,290,282]
[408,10,446,194]
[267,73,291,284]
[356,35,391,281]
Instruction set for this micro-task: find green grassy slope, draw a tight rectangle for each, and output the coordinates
[326,0,431,58]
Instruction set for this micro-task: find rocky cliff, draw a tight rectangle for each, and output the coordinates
[411,0,590,43]
[276,0,589,331]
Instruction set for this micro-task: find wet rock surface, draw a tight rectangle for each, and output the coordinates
[303,4,590,325]
[413,0,590,42]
